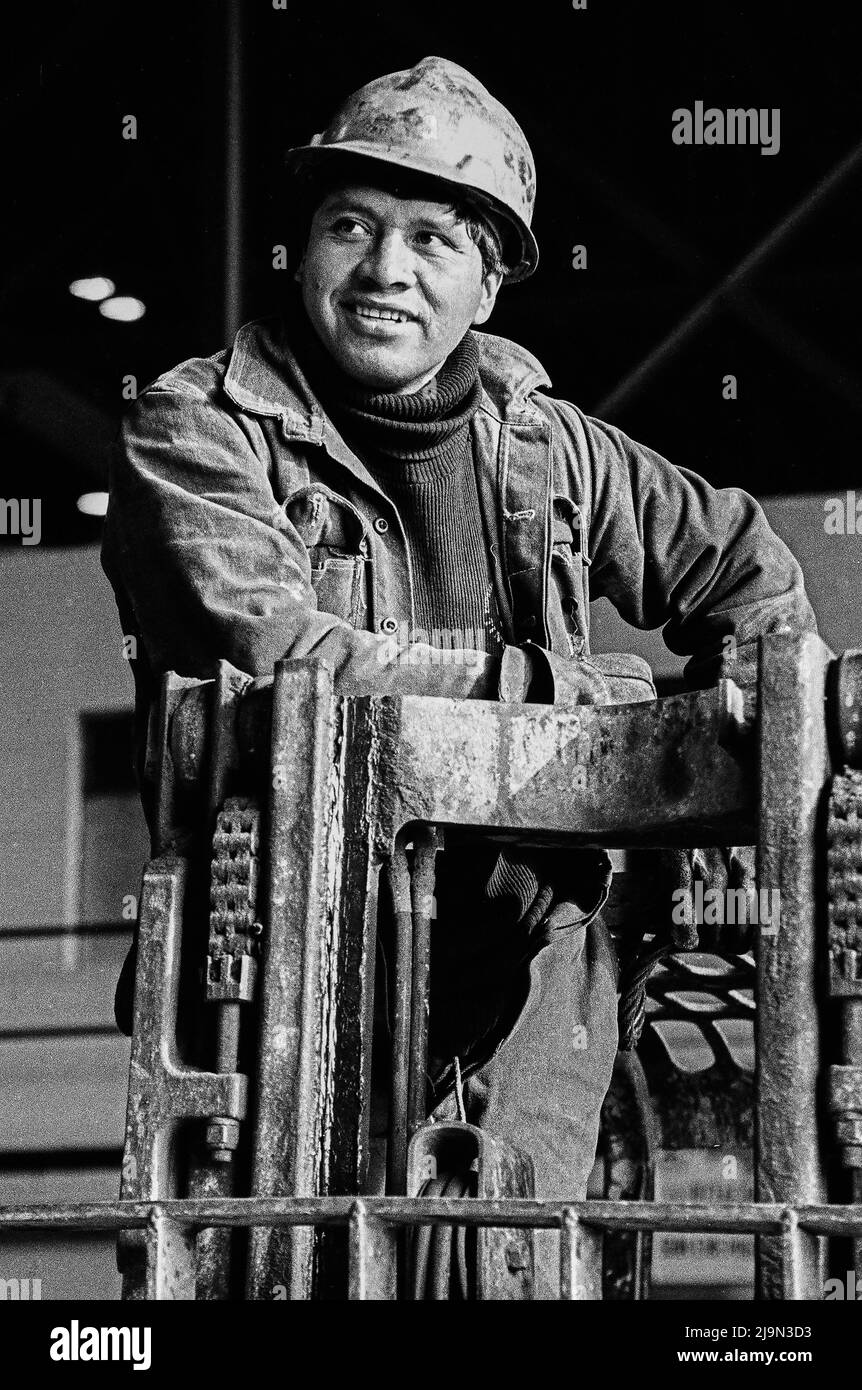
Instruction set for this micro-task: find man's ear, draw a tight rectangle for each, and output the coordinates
[294,254,306,284]
[472,269,504,326]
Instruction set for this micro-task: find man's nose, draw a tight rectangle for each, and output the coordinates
[358,230,416,286]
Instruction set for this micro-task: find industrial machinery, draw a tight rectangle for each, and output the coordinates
[17,632,862,1299]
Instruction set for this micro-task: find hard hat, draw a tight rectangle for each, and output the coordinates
[285,56,538,282]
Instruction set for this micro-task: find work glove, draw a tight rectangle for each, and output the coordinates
[667,844,758,952]
[498,642,655,706]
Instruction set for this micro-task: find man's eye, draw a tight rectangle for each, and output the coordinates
[330,216,369,237]
[414,230,450,249]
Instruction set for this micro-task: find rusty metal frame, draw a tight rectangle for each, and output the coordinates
[99,632,856,1298]
[755,633,831,1297]
[1,1197,861,1301]
[116,854,249,1301]
[244,661,346,1300]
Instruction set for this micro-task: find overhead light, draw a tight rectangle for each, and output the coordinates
[69,276,115,302]
[99,296,146,322]
[76,491,109,517]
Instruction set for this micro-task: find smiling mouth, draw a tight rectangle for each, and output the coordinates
[345,302,415,325]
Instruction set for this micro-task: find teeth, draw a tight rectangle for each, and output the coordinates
[353,304,409,323]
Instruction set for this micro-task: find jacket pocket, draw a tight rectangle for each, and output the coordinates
[282,485,370,629]
[548,497,590,655]
[310,554,368,628]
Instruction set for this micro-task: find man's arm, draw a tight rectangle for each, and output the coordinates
[553,403,817,687]
[102,383,500,699]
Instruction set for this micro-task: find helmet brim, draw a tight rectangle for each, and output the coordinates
[285,141,539,284]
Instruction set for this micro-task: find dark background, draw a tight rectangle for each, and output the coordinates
[3,0,860,545]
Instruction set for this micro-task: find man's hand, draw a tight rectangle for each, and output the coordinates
[497,642,610,705]
[497,643,657,707]
[670,844,758,952]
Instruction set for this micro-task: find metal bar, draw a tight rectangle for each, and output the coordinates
[385,685,755,847]
[407,827,440,1139]
[596,137,862,415]
[386,839,413,1197]
[559,1208,602,1300]
[188,1162,234,1302]
[245,661,341,1300]
[780,1208,804,1302]
[145,1212,195,1300]
[118,855,248,1300]
[199,663,252,1296]
[756,633,831,1299]
[167,676,755,848]
[347,1200,368,1300]
[323,696,380,1201]
[346,1200,398,1300]
[845,1002,862,1278]
[4,1198,862,1236]
[311,696,382,1299]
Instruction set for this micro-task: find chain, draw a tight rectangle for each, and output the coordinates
[207,797,263,1003]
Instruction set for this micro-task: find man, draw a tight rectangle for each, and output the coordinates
[103,56,816,1296]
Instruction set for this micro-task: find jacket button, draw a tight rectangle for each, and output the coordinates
[380,617,398,634]
[373,516,389,533]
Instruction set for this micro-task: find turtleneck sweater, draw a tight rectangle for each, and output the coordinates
[289,308,504,656]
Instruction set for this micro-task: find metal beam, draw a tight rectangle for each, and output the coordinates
[595,139,862,415]
[755,632,832,1298]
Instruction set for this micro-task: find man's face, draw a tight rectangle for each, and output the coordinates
[298,182,503,394]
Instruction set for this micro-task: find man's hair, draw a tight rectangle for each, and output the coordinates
[290,155,509,281]
[458,203,506,280]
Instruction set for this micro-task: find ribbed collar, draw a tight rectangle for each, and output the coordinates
[290,298,482,484]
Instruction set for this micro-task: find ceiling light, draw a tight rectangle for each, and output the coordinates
[76,491,109,517]
[69,276,116,301]
[99,296,146,322]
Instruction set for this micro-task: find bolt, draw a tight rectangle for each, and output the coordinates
[504,1240,528,1272]
[206,1116,240,1162]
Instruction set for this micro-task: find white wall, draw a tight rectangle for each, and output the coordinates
[0,545,139,927]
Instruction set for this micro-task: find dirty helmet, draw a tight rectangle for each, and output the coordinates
[285,56,538,283]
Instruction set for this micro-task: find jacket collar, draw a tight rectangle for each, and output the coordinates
[222,314,552,440]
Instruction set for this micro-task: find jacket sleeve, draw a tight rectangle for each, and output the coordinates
[553,403,818,687]
[102,383,499,698]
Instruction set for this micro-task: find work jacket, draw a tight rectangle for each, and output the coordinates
[102,314,816,731]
